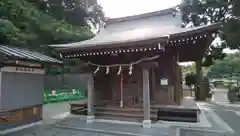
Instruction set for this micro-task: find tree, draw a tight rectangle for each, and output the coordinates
[180,0,240,100]
[181,0,240,66]
[0,0,96,55]
[185,72,196,97]
[181,64,195,75]
[27,0,105,31]
[208,53,240,80]
[185,73,197,88]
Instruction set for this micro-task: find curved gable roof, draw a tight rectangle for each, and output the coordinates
[105,6,179,24]
[48,6,220,52]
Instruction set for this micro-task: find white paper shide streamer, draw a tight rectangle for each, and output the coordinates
[88,55,160,75]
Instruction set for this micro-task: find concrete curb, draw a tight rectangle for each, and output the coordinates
[56,125,153,136]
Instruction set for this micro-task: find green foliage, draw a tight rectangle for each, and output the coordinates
[208,53,240,79]
[181,64,195,74]
[181,0,240,66]
[185,72,197,87]
[28,0,105,29]
[0,0,94,50]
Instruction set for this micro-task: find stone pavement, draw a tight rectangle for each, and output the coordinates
[56,118,169,136]
[3,102,170,136]
[3,124,123,136]
[180,129,226,136]
[4,101,240,136]
[3,119,169,136]
[209,102,240,136]
[3,118,229,136]
[43,101,70,119]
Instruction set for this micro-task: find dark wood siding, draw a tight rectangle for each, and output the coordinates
[93,54,182,106]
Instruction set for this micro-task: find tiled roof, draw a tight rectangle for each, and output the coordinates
[48,5,220,52]
[49,23,219,51]
[0,45,62,64]
[106,6,178,24]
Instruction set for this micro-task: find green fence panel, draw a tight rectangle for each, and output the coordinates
[44,88,86,104]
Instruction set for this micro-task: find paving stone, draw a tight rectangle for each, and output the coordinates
[180,129,226,136]
[56,118,168,136]
[7,101,240,136]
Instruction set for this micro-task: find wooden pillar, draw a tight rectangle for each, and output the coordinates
[142,68,151,128]
[86,74,94,123]
[150,68,156,102]
[195,60,203,101]
[172,55,177,104]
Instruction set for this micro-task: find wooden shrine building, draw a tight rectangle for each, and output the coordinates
[0,45,62,133]
[50,6,220,128]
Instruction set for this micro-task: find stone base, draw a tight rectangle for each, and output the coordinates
[142,120,151,128]
[168,127,180,136]
[86,116,95,123]
[211,89,229,104]
[213,101,230,104]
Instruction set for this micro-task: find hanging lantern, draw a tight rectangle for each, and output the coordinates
[117,66,122,75]
[106,66,110,74]
[212,33,216,38]
[129,64,133,75]
[158,43,165,51]
[93,66,100,74]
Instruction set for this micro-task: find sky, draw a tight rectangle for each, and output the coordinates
[97,0,182,18]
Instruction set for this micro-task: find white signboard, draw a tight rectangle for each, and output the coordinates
[160,78,168,85]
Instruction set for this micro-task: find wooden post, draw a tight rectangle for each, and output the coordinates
[86,74,94,123]
[172,48,179,104]
[195,60,203,101]
[142,68,151,128]
[151,68,156,102]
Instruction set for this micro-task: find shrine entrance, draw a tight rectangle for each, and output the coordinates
[94,67,144,108]
[51,5,220,126]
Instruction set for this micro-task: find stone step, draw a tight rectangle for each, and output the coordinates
[95,106,158,114]
[96,114,143,122]
[95,110,158,122]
